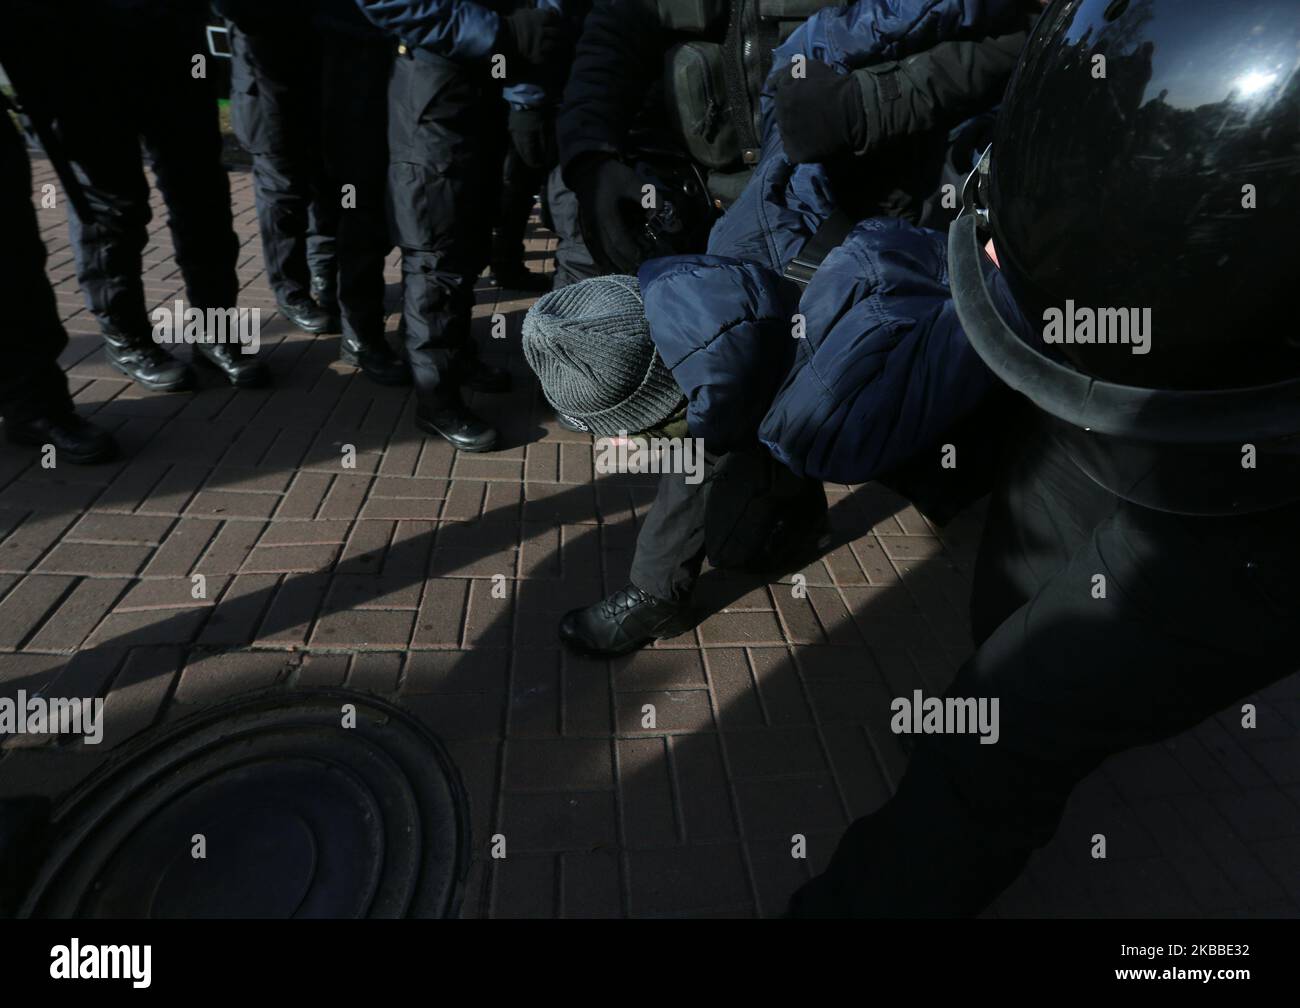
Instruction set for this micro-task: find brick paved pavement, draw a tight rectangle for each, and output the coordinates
[1,155,1297,918]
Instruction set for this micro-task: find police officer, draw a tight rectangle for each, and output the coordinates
[555,0,1035,281]
[217,0,339,336]
[0,103,116,464]
[790,0,1300,917]
[357,0,566,452]
[0,0,268,392]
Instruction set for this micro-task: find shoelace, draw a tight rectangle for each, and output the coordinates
[598,586,649,619]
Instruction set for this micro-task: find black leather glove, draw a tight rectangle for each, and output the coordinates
[570,154,648,273]
[508,106,557,170]
[497,8,563,69]
[774,60,869,165]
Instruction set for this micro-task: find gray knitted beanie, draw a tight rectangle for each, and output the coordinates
[522,275,684,438]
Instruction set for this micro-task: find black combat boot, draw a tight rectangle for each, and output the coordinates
[277,294,332,334]
[104,333,192,392]
[559,584,693,657]
[340,334,412,386]
[193,341,270,388]
[5,411,118,464]
[415,393,499,453]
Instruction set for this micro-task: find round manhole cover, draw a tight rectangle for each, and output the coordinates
[19,690,469,918]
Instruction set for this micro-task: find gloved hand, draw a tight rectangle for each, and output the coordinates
[497,8,564,69]
[570,154,648,273]
[508,106,557,170]
[774,60,869,165]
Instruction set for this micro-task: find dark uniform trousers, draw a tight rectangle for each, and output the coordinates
[0,6,240,344]
[229,21,338,305]
[0,112,73,424]
[387,48,508,401]
[544,166,600,290]
[791,409,1300,916]
[492,141,547,269]
[318,29,394,346]
[629,452,720,603]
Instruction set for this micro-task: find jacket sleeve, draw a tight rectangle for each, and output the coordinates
[556,0,669,179]
[354,0,501,62]
[641,254,802,453]
[848,23,1029,155]
[757,218,1000,484]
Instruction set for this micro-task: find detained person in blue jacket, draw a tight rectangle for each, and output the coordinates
[355,0,569,454]
[550,0,1039,657]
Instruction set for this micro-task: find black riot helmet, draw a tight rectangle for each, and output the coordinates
[949,0,1300,515]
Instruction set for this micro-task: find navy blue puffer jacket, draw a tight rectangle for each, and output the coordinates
[640,0,1029,484]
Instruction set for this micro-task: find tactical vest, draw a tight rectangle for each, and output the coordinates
[657,0,843,202]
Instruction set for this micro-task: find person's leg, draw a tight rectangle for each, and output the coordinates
[0,9,190,392]
[490,143,549,291]
[790,422,1300,917]
[135,12,265,387]
[387,50,499,450]
[630,456,717,603]
[319,29,406,382]
[545,167,600,289]
[0,110,115,462]
[560,452,717,656]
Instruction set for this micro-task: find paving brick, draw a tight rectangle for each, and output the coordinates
[491,854,557,918]
[697,610,785,647]
[174,651,290,706]
[616,689,714,735]
[26,577,131,652]
[561,655,611,736]
[733,776,844,837]
[37,542,152,577]
[257,520,350,546]
[0,575,74,649]
[240,543,340,574]
[506,738,614,792]
[99,647,183,748]
[723,727,828,780]
[310,608,414,649]
[67,512,172,545]
[346,651,403,693]
[293,652,349,688]
[560,850,622,918]
[253,572,327,646]
[626,844,751,917]
[411,577,470,648]
[499,791,617,853]
[196,574,278,646]
[139,517,219,577]
[195,520,266,575]
[669,733,740,842]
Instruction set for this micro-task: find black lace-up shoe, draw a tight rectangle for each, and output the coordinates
[104,341,192,392]
[277,295,332,334]
[559,584,693,657]
[415,398,499,452]
[5,412,118,465]
[193,342,270,388]
[340,335,412,386]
